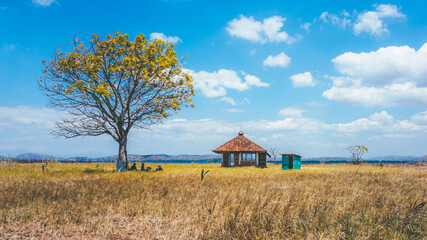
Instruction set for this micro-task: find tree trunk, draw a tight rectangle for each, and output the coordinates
[116,137,128,172]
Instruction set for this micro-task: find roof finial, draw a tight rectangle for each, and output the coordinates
[238,131,244,136]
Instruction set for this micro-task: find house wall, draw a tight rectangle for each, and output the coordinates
[240,161,257,166]
[222,153,229,167]
[258,153,267,167]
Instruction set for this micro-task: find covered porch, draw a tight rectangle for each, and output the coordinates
[221,152,267,167]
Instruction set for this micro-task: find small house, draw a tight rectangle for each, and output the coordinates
[281,154,302,170]
[212,131,270,168]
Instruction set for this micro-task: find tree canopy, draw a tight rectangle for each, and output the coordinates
[39,32,194,171]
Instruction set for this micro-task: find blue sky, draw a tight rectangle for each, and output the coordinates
[0,0,426,158]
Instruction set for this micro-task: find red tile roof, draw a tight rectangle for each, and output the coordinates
[212,131,267,153]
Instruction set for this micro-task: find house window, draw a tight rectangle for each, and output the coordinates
[229,153,234,166]
[241,152,256,161]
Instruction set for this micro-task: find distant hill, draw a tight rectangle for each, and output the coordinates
[368,155,425,162]
[64,154,221,162]
[299,156,425,163]
[14,153,63,161]
[301,157,351,162]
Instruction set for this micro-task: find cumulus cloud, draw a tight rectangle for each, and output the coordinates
[184,69,269,98]
[32,0,57,7]
[263,52,291,68]
[323,82,427,108]
[324,43,427,107]
[353,4,405,37]
[149,32,182,44]
[327,111,422,134]
[290,72,316,87]
[333,43,427,86]
[226,15,299,44]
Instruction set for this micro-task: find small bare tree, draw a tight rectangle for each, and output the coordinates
[269,147,280,164]
[346,145,368,165]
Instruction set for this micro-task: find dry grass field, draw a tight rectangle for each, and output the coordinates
[0,163,426,239]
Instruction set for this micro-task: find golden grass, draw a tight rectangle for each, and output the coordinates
[0,163,426,239]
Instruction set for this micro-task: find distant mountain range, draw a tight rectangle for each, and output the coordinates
[1,153,425,163]
[14,153,63,161]
[2,153,220,162]
[64,154,221,162]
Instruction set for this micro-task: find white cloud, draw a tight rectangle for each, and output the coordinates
[319,11,351,29]
[263,52,291,68]
[0,105,61,129]
[248,118,324,133]
[2,105,427,156]
[323,82,427,108]
[272,133,284,139]
[301,22,311,32]
[226,15,298,44]
[32,0,57,7]
[325,43,427,107]
[290,72,316,87]
[327,76,355,88]
[327,111,422,134]
[244,74,270,87]
[1,43,15,53]
[318,5,404,37]
[184,69,269,98]
[149,32,182,44]
[2,106,424,137]
[220,96,236,106]
[279,107,304,117]
[411,110,427,125]
[226,108,244,113]
[244,97,251,104]
[353,4,405,37]
[333,43,427,86]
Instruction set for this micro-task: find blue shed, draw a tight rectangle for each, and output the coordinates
[281,154,302,170]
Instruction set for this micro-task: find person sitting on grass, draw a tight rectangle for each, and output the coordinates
[155,165,163,171]
[140,163,145,171]
[129,163,137,171]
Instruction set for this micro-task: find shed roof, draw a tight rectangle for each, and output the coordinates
[212,131,268,153]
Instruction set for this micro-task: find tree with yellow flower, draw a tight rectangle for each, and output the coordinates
[346,145,368,165]
[39,32,194,171]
